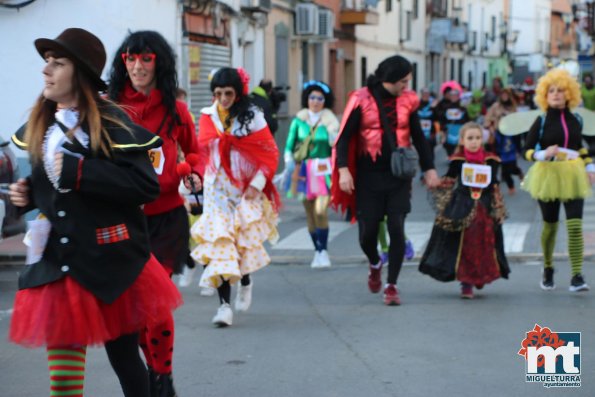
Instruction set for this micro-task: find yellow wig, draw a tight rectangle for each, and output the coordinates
[534,68,581,111]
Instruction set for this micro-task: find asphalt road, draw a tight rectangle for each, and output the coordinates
[1,259,593,396]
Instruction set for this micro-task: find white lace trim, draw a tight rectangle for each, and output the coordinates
[42,109,89,193]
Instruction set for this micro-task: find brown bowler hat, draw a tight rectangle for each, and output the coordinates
[34,28,107,91]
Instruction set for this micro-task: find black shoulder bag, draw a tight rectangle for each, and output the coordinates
[376,96,418,180]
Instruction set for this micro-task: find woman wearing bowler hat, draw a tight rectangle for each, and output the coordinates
[8,28,182,397]
[108,30,200,396]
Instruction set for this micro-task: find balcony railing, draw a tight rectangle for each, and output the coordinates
[340,0,379,25]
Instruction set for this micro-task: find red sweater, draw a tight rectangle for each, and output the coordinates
[119,82,199,216]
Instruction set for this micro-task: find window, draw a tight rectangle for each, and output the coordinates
[386,0,392,13]
[406,11,412,40]
[413,0,418,19]
[491,16,496,41]
[450,58,455,80]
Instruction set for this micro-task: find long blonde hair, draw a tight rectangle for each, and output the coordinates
[24,65,128,162]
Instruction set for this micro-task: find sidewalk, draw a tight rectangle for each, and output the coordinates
[0,233,25,266]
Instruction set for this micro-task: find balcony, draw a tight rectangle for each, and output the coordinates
[340,0,378,25]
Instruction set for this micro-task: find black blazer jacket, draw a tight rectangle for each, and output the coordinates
[12,106,162,303]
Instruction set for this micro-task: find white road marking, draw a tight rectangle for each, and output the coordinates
[273,221,352,250]
[273,221,531,254]
[0,308,13,321]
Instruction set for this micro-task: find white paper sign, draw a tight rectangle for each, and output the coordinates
[149,147,165,175]
[23,218,51,265]
[555,148,579,161]
[313,158,332,176]
[461,163,491,188]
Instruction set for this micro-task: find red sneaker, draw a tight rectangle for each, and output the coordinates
[383,284,401,306]
[368,263,382,293]
[461,283,474,299]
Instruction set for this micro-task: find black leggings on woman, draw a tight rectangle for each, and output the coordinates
[356,174,410,284]
[105,333,150,397]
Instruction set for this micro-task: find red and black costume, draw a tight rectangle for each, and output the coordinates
[419,149,510,286]
[118,82,200,274]
[331,84,435,286]
[116,82,198,381]
[9,106,182,348]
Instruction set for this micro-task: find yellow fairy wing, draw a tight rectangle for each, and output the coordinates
[497,110,541,136]
[575,108,595,136]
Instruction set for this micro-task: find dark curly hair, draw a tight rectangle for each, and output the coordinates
[107,30,179,137]
[210,67,254,134]
[301,80,334,109]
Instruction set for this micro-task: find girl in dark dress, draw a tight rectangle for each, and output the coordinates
[419,122,510,299]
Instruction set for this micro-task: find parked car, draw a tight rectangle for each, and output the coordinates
[0,138,25,238]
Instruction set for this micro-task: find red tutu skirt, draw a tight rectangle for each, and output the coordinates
[9,255,183,348]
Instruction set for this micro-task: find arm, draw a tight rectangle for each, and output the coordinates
[59,149,160,206]
[336,107,361,168]
[522,116,552,161]
[444,159,462,179]
[284,118,300,162]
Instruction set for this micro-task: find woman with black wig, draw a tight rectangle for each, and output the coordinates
[331,55,440,305]
[108,30,200,396]
[190,67,280,327]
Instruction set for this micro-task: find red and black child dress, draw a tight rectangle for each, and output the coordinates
[419,148,510,296]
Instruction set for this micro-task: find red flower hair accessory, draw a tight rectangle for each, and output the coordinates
[237,67,250,96]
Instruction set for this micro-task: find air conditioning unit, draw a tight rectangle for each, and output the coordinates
[240,0,271,13]
[296,3,319,35]
[318,9,334,39]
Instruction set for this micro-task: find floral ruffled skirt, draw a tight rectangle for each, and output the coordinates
[190,168,278,288]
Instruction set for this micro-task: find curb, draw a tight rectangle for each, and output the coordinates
[270,251,595,265]
[2,252,594,268]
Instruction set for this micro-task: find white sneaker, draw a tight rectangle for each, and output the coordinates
[235,282,253,312]
[310,251,322,268]
[200,287,216,296]
[212,303,233,327]
[317,250,331,268]
[178,266,197,287]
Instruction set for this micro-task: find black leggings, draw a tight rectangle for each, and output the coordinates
[538,199,583,223]
[501,161,523,189]
[105,333,149,397]
[356,175,410,284]
[218,274,251,304]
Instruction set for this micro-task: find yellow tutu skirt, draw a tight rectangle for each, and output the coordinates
[521,159,592,202]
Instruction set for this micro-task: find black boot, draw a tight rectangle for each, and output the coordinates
[148,368,159,397]
[155,372,177,397]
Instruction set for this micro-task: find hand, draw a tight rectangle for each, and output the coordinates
[9,178,30,207]
[424,169,441,188]
[338,167,354,194]
[589,172,595,186]
[544,145,559,160]
[184,173,202,192]
[244,186,260,200]
[54,152,64,178]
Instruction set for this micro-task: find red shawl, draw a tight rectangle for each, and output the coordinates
[197,114,281,211]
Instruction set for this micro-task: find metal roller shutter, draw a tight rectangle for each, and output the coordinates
[189,43,231,118]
